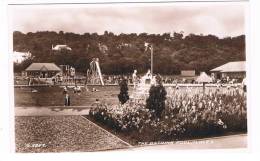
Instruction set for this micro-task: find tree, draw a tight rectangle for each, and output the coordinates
[104,30,109,36]
[118,78,129,104]
[173,31,184,40]
[146,76,167,118]
[162,32,171,41]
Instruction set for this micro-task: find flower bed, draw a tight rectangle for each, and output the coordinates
[89,88,247,143]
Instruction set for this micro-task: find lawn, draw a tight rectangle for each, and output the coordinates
[14,85,243,107]
[14,86,125,107]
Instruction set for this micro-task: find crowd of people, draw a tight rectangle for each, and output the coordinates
[15,72,244,87]
[101,74,186,85]
[100,74,243,85]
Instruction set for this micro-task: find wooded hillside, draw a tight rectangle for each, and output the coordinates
[13,31,245,75]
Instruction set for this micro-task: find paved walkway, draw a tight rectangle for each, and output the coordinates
[15,106,91,116]
[131,134,247,150]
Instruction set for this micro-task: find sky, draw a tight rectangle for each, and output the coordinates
[9,2,247,37]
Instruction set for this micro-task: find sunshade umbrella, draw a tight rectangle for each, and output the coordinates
[196,72,213,93]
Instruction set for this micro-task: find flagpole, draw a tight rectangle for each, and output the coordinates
[144,42,153,76]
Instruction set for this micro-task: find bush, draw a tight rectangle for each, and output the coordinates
[118,78,129,104]
[89,87,247,143]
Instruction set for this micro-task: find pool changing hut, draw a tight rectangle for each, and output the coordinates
[25,63,61,78]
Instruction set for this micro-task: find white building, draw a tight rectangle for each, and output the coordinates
[52,44,72,51]
[181,70,196,77]
[12,51,32,64]
[98,43,108,54]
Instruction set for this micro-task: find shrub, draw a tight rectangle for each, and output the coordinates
[118,78,129,104]
[146,77,167,118]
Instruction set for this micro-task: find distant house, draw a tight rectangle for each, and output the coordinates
[118,43,132,49]
[210,61,246,80]
[52,44,72,51]
[13,51,32,63]
[98,43,108,54]
[181,70,196,77]
[25,63,61,78]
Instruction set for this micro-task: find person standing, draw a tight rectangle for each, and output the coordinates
[92,99,101,106]
[52,76,56,85]
[28,77,32,86]
[132,69,138,89]
[64,93,70,106]
[63,86,68,94]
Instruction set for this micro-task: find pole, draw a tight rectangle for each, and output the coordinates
[95,60,104,86]
[151,45,153,76]
[203,82,205,94]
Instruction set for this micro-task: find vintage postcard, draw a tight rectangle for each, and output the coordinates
[9,0,248,153]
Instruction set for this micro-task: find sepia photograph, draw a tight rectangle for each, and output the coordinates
[9,1,248,153]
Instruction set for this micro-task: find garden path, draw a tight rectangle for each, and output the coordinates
[131,134,247,150]
[15,106,91,116]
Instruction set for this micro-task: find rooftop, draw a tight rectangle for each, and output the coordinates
[210,61,246,73]
[25,63,61,71]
